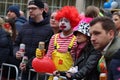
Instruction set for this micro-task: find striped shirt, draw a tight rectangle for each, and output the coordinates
[46,33,77,58]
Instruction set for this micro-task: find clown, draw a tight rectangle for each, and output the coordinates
[46,6,81,72]
[34,6,80,80]
[34,6,80,75]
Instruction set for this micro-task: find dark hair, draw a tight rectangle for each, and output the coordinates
[90,17,116,34]
[112,11,120,17]
[5,18,16,42]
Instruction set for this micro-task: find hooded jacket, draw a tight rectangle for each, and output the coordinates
[15,16,27,32]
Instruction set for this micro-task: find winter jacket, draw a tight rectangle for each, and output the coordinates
[14,18,53,60]
[70,43,101,80]
[15,16,27,32]
[104,37,120,67]
[60,42,101,80]
[108,49,120,80]
[0,27,13,67]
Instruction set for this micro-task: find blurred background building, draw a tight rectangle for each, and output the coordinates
[0,0,119,18]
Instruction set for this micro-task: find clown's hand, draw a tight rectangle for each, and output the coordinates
[67,66,78,73]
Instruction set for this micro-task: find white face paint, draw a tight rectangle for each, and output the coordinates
[59,17,71,31]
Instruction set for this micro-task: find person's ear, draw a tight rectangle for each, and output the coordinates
[108,30,115,39]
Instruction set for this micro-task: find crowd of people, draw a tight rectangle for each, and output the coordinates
[0,0,120,80]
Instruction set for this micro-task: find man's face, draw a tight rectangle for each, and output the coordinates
[59,17,71,31]
[27,5,43,18]
[89,22,114,51]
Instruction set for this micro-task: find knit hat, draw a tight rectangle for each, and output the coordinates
[28,0,44,8]
[7,5,20,17]
[74,17,93,37]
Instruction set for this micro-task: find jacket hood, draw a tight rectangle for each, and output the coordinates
[29,17,49,26]
[15,16,27,23]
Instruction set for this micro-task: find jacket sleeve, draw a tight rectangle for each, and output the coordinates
[0,29,9,47]
[0,29,13,66]
[108,49,120,80]
[13,30,23,56]
[71,48,101,79]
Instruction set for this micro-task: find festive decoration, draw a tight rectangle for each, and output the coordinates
[111,1,118,9]
[32,56,56,73]
[32,45,56,73]
[35,48,45,58]
[3,23,11,30]
[109,0,113,2]
[103,2,111,9]
[103,0,119,9]
[97,56,107,73]
[3,23,12,34]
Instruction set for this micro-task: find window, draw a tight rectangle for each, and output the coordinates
[0,0,27,17]
[0,0,76,17]
[85,0,106,8]
[45,0,76,11]
[0,3,5,16]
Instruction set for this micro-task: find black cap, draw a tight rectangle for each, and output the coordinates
[28,0,44,8]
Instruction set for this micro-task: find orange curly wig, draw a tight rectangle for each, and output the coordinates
[55,6,81,29]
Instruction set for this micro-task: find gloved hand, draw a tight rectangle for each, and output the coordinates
[67,66,78,73]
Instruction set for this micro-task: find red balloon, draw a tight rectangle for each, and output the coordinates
[32,56,56,73]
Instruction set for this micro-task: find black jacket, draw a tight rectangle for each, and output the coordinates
[14,18,53,59]
[66,43,101,80]
[0,27,13,67]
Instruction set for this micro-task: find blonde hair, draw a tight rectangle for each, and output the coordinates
[0,17,5,27]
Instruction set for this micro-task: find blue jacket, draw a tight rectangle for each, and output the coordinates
[15,16,27,32]
[108,49,120,80]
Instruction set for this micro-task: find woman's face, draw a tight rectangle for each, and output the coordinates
[112,14,120,30]
[50,12,59,28]
[76,32,88,43]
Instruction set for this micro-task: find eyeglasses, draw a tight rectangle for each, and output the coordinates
[27,7,38,11]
